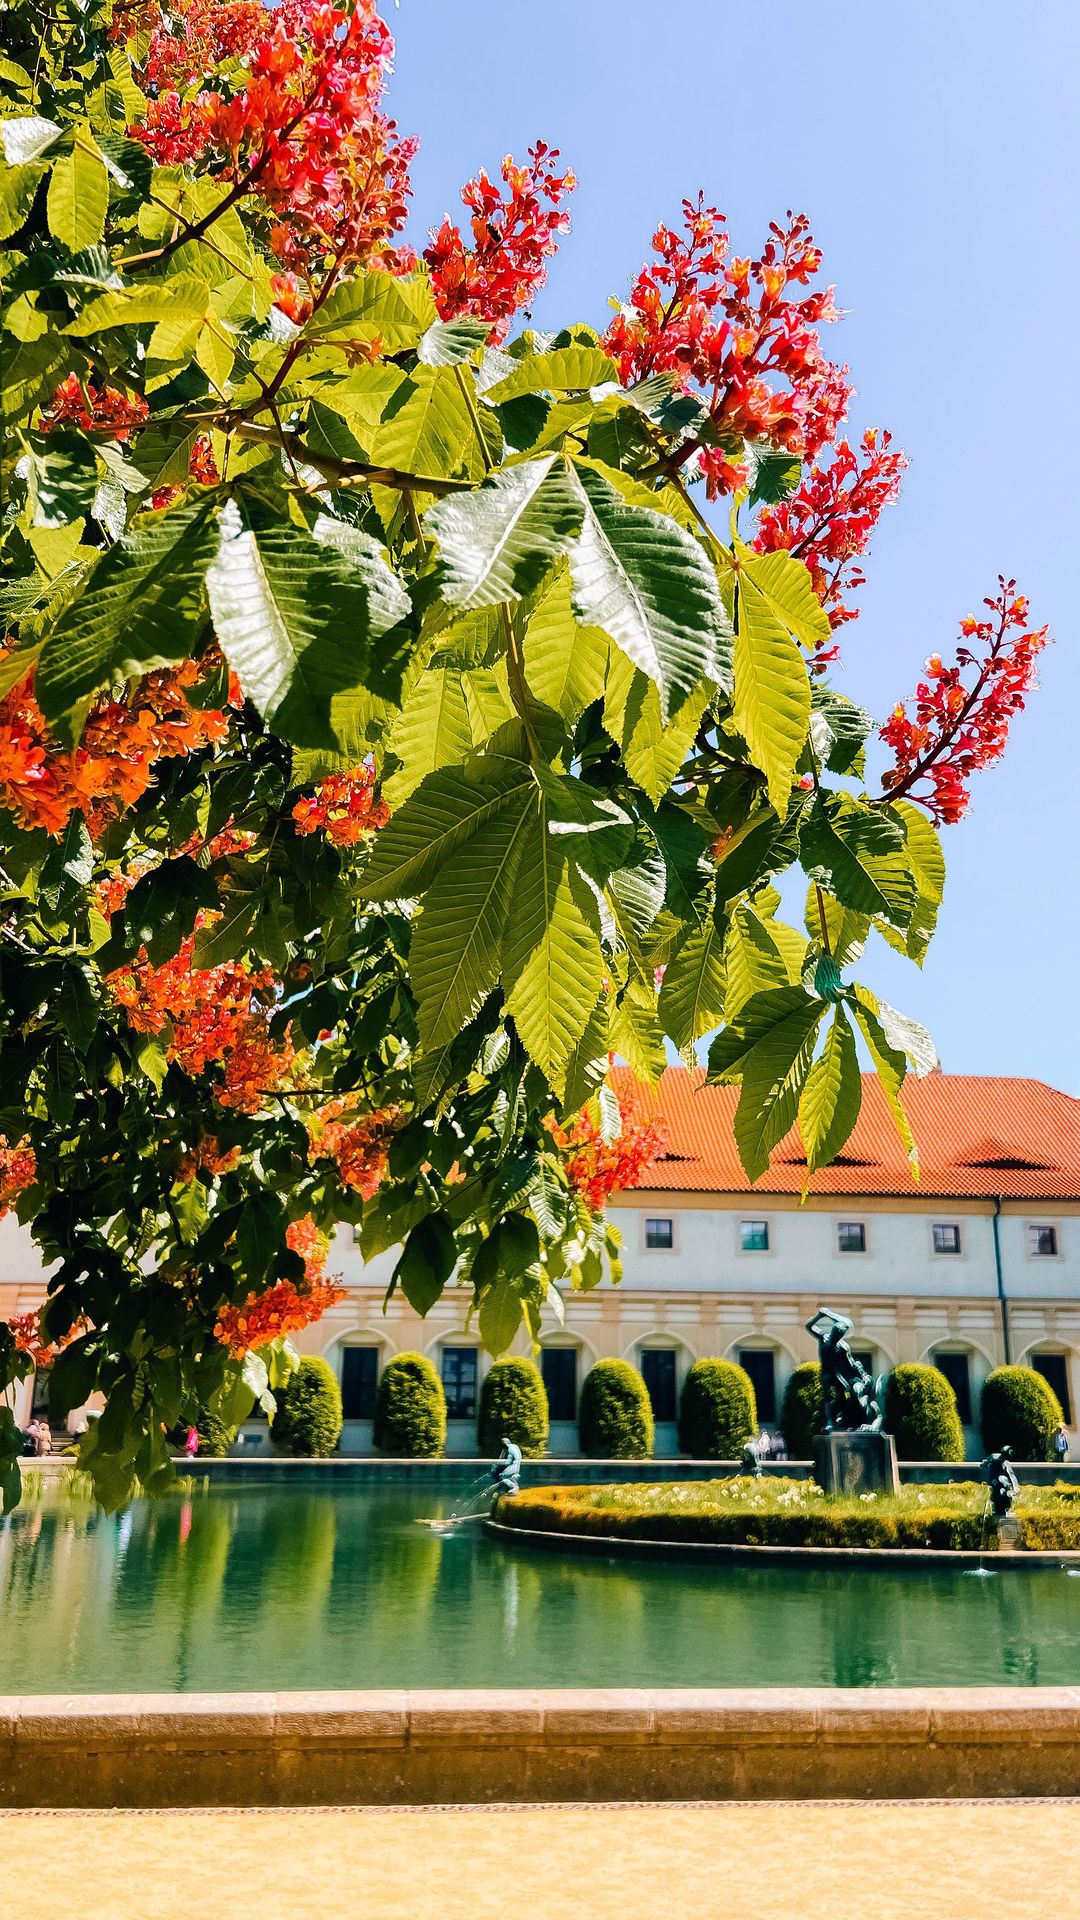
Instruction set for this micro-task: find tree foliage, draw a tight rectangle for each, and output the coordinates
[677,1357,757,1458]
[0,0,1047,1509]
[981,1366,1063,1463]
[883,1363,965,1463]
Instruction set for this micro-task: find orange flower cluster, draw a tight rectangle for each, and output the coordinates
[549,1093,666,1213]
[307,1100,398,1196]
[177,1135,242,1183]
[0,1137,36,1218]
[108,928,296,1113]
[213,1277,347,1356]
[6,1311,81,1370]
[149,432,220,509]
[285,1212,330,1279]
[0,660,234,839]
[40,373,148,440]
[292,762,390,847]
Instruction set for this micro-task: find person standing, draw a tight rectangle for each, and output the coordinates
[1054,1423,1069,1466]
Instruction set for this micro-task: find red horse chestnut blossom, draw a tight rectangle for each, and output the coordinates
[424,142,576,343]
[880,582,1049,823]
[549,1093,666,1212]
[753,428,908,631]
[292,762,390,846]
[307,1100,399,1196]
[604,201,849,496]
[0,1138,36,1219]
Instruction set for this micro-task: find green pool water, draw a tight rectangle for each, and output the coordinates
[3,1473,1079,1693]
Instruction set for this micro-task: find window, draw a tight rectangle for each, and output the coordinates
[645,1216,674,1251]
[738,1350,776,1425]
[837,1221,866,1254]
[542,1348,578,1424]
[932,1223,962,1256]
[739,1220,769,1253]
[441,1347,478,1420]
[640,1349,678,1423]
[340,1348,379,1421]
[1028,1225,1059,1258]
[1032,1353,1072,1425]
[933,1351,973,1426]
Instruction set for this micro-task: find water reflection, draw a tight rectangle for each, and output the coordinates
[2,1478,1080,1694]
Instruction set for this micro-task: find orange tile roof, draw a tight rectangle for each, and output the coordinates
[610,1068,1080,1200]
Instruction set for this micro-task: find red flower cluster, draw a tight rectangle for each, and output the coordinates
[150,432,220,510]
[285,1213,330,1280]
[604,202,849,497]
[753,428,907,631]
[0,659,235,839]
[307,1100,398,1196]
[424,142,576,344]
[40,373,148,440]
[291,761,390,846]
[108,927,296,1113]
[549,1091,666,1212]
[213,1276,347,1356]
[880,582,1049,823]
[125,0,416,273]
[0,1137,36,1218]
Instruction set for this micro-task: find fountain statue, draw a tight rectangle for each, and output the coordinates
[805,1307,899,1496]
[982,1447,1020,1521]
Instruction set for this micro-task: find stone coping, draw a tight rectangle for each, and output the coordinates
[21,1454,1080,1486]
[3,1688,1080,1807]
[485,1517,1080,1569]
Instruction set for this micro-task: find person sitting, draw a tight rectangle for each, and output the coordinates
[34,1416,52,1456]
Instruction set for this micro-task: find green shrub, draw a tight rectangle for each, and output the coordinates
[372,1351,446,1457]
[270,1356,343,1457]
[578,1360,654,1459]
[981,1365,1063,1462]
[780,1363,823,1457]
[193,1407,238,1457]
[884,1364,965,1461]
[678,1359,756,1458]
[477,1357,548,1457]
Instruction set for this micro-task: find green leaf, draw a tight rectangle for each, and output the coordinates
[38,813,93,917]
[608,977,668,1084]
[658,914,727,1050]
[805,888,870,967]
[871,996,939,1077]
[501,811,604,1090]
[365,366,479,481]
[810,688,874,776]
[602,647,712,804]
[66,275,210,335]
[36,504,217,734]
[384,669,474,806]
[47,129,108,251]
[800,793,915,929]
[234,1191,285,1289]
[416,316,490,365]
[25,430,99,528]
[304,269,437,350]
[1,117,62,164]
[483,347,620,402]
[736,546,832,650]
[849,984,918,1174]
[732,558,812,814]
[733,992,825,1181]
[205,502,407,748]
[411,786,535,1046]
[425,455,584,607]
[748,448,803,505]
[393,1214,458,1316]
[522,564,608,721]
[478,1277,524,1355]
[723,905,791,1020]
[0,158,45,240]
[568,463,727,721]
[362,754,536,899]
[708,982,818,1083]
[798,1003,862,1178]
[877,800,945,964]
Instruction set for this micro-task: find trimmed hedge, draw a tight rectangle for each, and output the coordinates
[678,1359,757,1458]
[780,1363,823,1458]
[193,1407,238,1457]
[270,1356,343,1456]
[884,1364,965,1462]
[578,1359,654,1459]
[981,1365,1063,1462]
[477,1357,548,1457]
[373,1351,446,1457]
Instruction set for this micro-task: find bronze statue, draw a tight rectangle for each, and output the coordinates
[806,1308,882,1433]
[982,1447,1019,1520]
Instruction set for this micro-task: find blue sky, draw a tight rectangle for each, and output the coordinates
[389,1,1079,1093]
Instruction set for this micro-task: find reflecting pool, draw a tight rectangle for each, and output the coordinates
[3,1473,1079,1692]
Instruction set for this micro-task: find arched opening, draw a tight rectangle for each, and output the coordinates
[426,1332,485,1456]
[1023,1347,1076,1429]
[921,1339,994,1451]
[630,1335,695,1457]
[322,1328,396,1455]
[724,1336,798,1433]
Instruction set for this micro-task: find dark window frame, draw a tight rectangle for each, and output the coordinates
[640,1348,678,1423]
[739,1219,770,1254]
[1028,1224,1059,1258]
[836,1220,867,1254]
[644,1216,674,1251]
[340,1346,379,1422]
[541,1347,578,1424]
[932,1222,962,1256]
[1032,1352,1072,1425]
[737,1348,777,1425]
[441,1346,478,1420]
[932,1350,973,1426]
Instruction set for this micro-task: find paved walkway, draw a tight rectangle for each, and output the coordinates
[2,1801,1077,1918]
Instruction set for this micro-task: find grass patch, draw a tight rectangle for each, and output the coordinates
[495,1478,1080,1552]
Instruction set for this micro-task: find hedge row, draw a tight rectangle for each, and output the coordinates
[778,1361,1065,1463]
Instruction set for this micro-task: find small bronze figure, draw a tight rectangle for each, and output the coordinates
[982,1447,1020,1520]
[805,1307,882,1433]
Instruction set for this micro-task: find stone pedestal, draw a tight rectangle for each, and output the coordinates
[814,1430,900,1497]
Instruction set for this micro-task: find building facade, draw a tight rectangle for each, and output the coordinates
[4,1071,1080,1457]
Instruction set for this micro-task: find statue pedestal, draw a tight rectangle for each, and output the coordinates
[814,1431,899,1497]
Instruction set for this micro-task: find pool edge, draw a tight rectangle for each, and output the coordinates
[3,1687,1080,1807]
